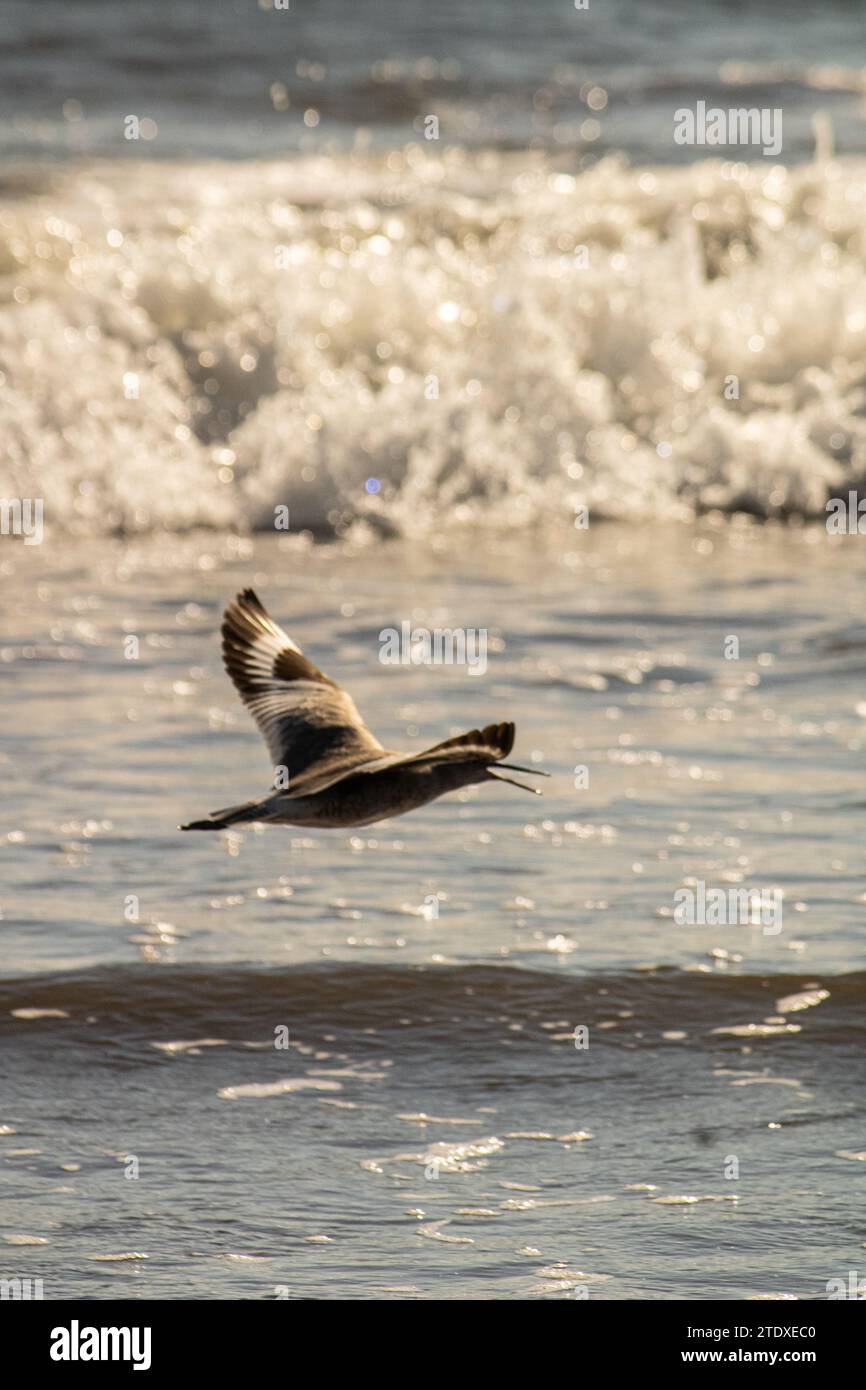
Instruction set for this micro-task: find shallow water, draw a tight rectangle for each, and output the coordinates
[2,528,864,1299]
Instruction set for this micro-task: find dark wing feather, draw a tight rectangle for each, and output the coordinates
[415,721,515,764]
[221,589,386,795]
[357,721,516,775]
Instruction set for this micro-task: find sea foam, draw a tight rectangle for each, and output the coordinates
[1,149,864,537]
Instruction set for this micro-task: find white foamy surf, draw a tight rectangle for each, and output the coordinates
[2,149,864,538]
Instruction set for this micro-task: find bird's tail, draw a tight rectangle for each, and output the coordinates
[180,799,261,831]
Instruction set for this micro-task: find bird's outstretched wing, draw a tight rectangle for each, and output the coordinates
[377,721,545,792]
[401,721,516,768]
[221,589,387,795]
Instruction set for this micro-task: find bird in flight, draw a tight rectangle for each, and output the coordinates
[181,589,546,831]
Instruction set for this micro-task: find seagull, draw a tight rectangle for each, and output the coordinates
[181,589,546,831]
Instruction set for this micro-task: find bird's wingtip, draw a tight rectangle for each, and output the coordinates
[234,586,263,610]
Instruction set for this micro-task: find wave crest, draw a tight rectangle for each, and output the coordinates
[2,151,865,536]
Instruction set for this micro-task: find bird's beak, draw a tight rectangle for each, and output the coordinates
[488,771,542,794]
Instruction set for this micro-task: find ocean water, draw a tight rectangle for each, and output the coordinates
[4,150,866,540]
[2,1,865,1302]
[2,529,865,1299]
[3,0,866,162]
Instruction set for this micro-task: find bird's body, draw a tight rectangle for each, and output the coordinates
[181,589,544,831]
[206,760,490,830]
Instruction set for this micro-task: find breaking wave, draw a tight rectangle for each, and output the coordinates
[2,150,866,538]
[1,963,863,1052]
